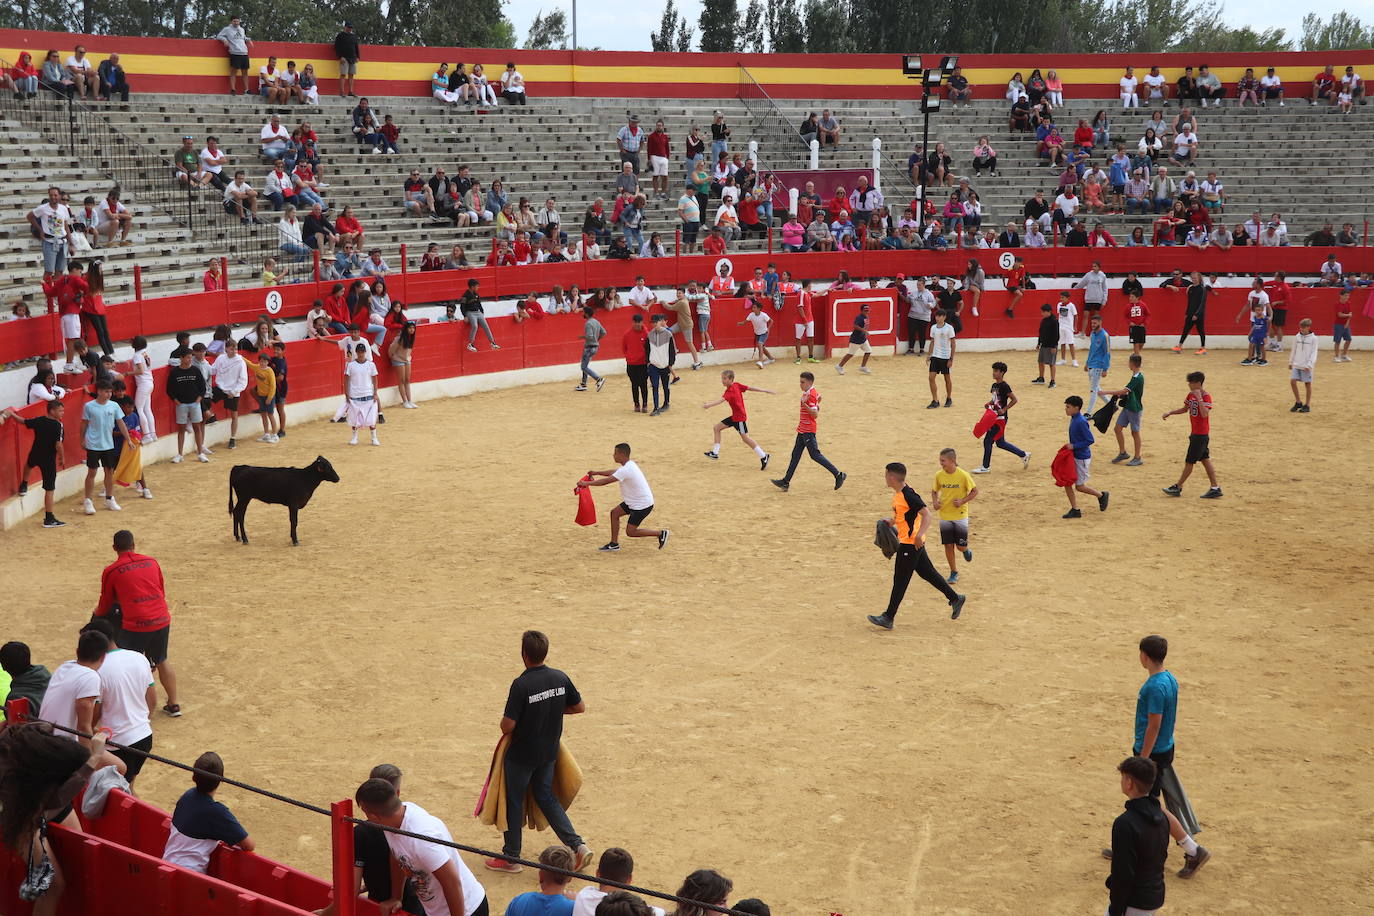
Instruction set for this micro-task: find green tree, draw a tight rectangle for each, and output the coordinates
[652,0,687,51]
[525,8,569,48]
[676,18,695,51]
[801,0,848,52]
[698,0,740,52]
[1171,22,1289,52]
[1300,12,1374,50]
[740,0,765,52]
[765,0,805,52]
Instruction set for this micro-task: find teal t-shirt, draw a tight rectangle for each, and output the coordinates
[1134,670,1178,754]
[83,398,123,451]
[1124,372,1145,412]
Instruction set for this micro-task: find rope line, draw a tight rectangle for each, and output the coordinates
[14,714,751,915]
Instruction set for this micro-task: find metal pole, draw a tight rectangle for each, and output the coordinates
[920,97,930,235]
[572,0,578,51]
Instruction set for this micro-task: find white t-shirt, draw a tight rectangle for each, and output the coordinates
[1342,72,1362,90]
[746,311,772,335]
[1143,73,1165,93]
[1321,261,1343,277]
[278,69,299,87]
[97,648,154,746]
[200,147,226,175]
[66,55,93,74]
[1260,74,1282,89]
[260,123,289,144]
[572,887,665,916]
[612,460,654,510]
[929,323,955,359]
[258,65,278,84]
[1120,75,1138,94]
[1248,289,1271,309]
[908,288,935,320]
[224,179,253,201]
[720,185,740,206]
[1173,132,1197,154]
[42,661,101,739]
[384,803,486,916]
[340,337,374,362]
[1054,193,1079,217]
[1057,301,1078,331]
[627,286,657,309]
[345,359,377,398]
[31,202,73,239]
[95,199,127,227]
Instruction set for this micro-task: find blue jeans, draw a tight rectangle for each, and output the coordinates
[624,226,643,250]
[1152,196,1173,213]
[981,427,1026,468]
[328,321,349,334]
[262,142,287,160]
[648,365,671,409]
[712,139,727,161]
[18,75,38,94]
[580,344,602,384]
[294,187,323,208]
[280,242,310,263]
[1125,197,1148,214]
[781,433,840,483]
[502,757,582,858]
[42,237,67,274]
[379,137,399,153]
[365,322,386,348]
[1087,367,1105,413]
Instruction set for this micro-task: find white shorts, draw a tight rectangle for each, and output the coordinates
[347,396,378,428]
[1075,457,1091,485]
[847,340,872,355]
[650,155,669,177]
[61,313,82,339]
[795,321,814,338]
[1058,325,1075,346]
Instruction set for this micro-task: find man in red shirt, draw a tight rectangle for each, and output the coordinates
[50,261,88,372]
[771,371,845,492]
[793,278,817,363]
[93,529,181,716]
[1161,371,1221,499]
[702,228,726,256]
[702,368,773,468]
[1005,257,1028,318]
[1124,292,1150,354]
[1312,66,1337,105]
[646,119,671,200]
[1262,270,1293,352]
[622,312,650,413]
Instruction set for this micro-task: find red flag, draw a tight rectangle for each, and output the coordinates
[972,408,1003,440]
[574,475,597,526]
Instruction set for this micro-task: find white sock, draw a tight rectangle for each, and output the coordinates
[1179,835,1199,855]
[752,445,766,458]
[710,443,720,455]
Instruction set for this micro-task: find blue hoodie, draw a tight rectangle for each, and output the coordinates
[1087,327,1112,370]
[1070,412,1094,458]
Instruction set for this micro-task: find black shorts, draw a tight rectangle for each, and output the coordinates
[275,385,288,404]
[118,625,170,666]
[939,519,969,547]
[1085,302,1103,314]
[1129,325,1147,345]
[212,387,240,412]
[85,447,118,470]
[948,314,964,334]
[28,455,57,491]
[1271,308,1287,328]
[721,417,748,433]
[619,502,654,526]
[1185,433,1210,464]
[929,356,951,375]
[1131,745,1175,799]
[113,734,153,782]
[228,53,249,71]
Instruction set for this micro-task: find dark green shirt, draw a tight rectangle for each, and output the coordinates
[1124,372,1145,413]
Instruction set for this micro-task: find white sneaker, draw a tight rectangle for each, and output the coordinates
[859,367,872,374]
[141,488,154,500]
[1071,359,1080,367]
[1022,453,1031,469]
[403,401,418,408]
[257,434,271,442]
[201,446,214,455]
[171,454,184,463]
[84,498,96,515]
[143,434,157,443]
[1279,101,1285,106]
[835,365,845,375]
[971,466,991,474]
[1334,356,1343,363]
[371,433,381,446]
[348,434,358,445]
[1055,359,1065,365]
[757,360,766,369]
[63,363,79,373]
[197,452,210,463]
[105,497,122,511]
[267,434,279,443]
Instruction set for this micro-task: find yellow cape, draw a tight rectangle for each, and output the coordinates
[474,735,582,831]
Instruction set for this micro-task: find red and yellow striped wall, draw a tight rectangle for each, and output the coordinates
[4,28,1374,100]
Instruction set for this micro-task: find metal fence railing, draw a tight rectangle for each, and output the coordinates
[737,65,812,163]
[0,61,275,272]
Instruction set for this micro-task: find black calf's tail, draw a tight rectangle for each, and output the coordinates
[228,477,235,517]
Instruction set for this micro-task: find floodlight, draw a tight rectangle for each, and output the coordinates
[902,55,923,75]
[922,96,942,114]
[941,55,959,74]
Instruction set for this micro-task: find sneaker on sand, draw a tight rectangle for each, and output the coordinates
[867,613,894,630]
[573,385,588,391]
[598,542,621,551]
[1177,846,1212,878]
[1112,452,1129,463]
[1126,457,1143,466]
[1162,484,1182,496]
[760,454,769,471]
[1022,453,1032,469]
[595,378,605,392]
[484,857,523,874]
[104,497,122,511]
[657,530,669,549]
[84,499,95,515]
[198,453,211,463]
[162,703,182,718]
[1063,508,1082,518]
[42,515,66,528]
[834,365,845,375]
[971,466,991,474]
[171,454,184,463]
[1200,487,1223,499]
[949,594,966,619]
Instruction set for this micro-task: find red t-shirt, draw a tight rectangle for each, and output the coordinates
[56,275,87,316]
[82,292,106,316]
[703,236,726,255]
[797,291,814,323]
[722,381,752,421]
[1074,125,1094,146]
[647,131,670,158]
[521,297,545,320]
[324,294,350,325]
[512,239,532,262]
[738,198,760,224]
[1314,71,1335,89]
[797,197,814,224]
[1126,299,1150,326]
[622,327,648,365]
[1006,267,1027,290]
[797,386,820,433]
[1336,299,1353,323]
[1185,389,1212,435]
[336,215,362,236]
[95,551,171,632]
[1264,281,1292,306]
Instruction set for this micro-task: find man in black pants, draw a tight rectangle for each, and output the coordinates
[1175,270,1209,354]
[485,630,593,874]
[1105,756,1169,916]
[868,462,966,629]
[771,372,845,492]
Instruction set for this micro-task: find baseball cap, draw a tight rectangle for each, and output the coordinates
[895,274,906,281]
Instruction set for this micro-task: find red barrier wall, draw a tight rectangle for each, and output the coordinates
[3,247,1366,369]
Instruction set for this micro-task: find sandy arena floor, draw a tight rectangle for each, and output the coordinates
[4,347,1372,915]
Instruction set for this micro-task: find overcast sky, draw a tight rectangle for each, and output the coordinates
[504,0,1374,50]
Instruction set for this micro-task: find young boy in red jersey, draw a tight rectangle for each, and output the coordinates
[771,371,846,492]
[1333,288,1353,361]
[702,369,773,469]
[1263,269,1294,353]
[1162,371,1222,498]
[1004,256,1028,318]
[792,279,817,363]
[1125,291,1151,355]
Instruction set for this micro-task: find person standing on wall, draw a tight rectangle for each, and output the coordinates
[334,22,361,98]
[485,630,594,874]
[92,529,180,718]
[215,16,251,96]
